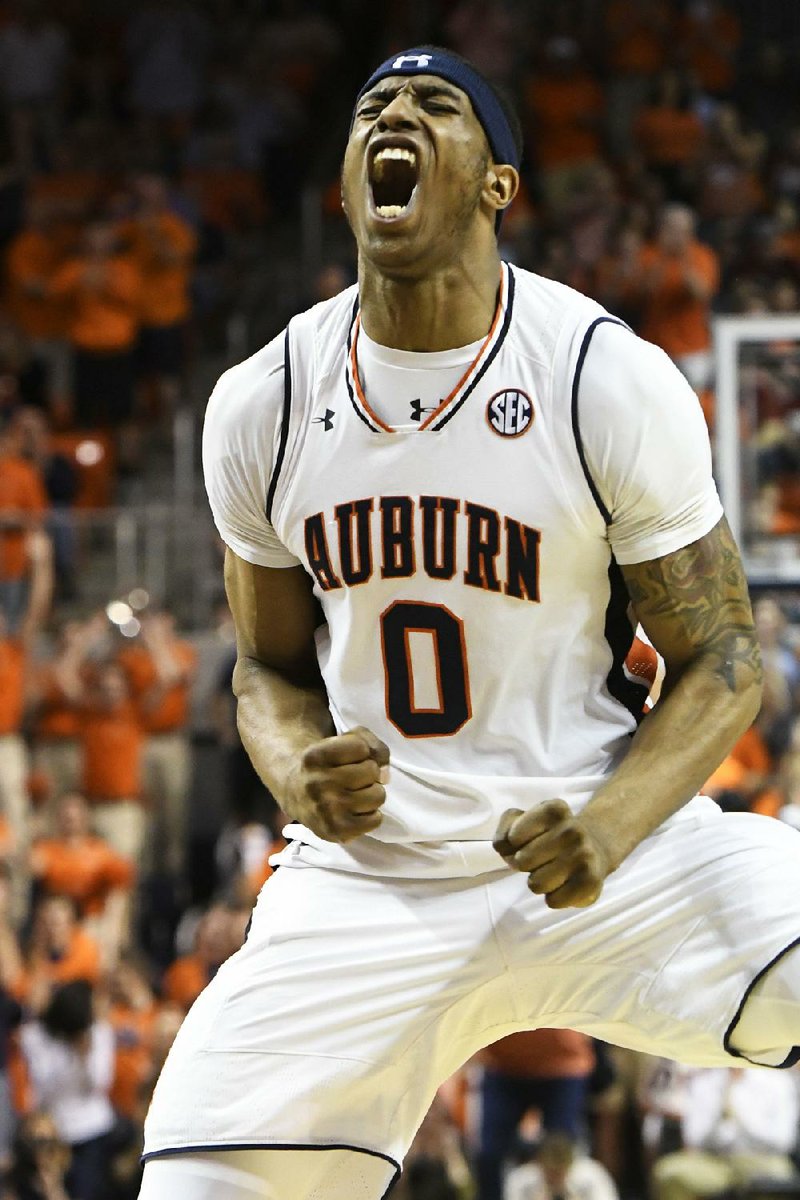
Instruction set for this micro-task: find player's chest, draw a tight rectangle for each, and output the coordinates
[276,351,599,599]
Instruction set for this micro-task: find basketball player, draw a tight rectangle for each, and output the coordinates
[139,48,800,1200]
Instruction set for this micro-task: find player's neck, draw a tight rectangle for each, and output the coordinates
[358,248,502,352]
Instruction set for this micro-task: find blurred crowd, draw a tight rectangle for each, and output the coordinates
[2,1,800,1199]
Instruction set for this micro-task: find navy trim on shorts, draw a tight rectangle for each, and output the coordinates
[141,1142,401,1198]
[265,328,293,523]
[723,934,800,1068]
[570,315,627,525]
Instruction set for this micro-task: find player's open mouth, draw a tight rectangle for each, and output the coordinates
[369,145,419,220]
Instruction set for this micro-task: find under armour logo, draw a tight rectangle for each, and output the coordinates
[392,53,433,69]
[410,399,437,422]
[312,409,335,431]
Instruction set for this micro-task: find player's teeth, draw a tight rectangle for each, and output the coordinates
[374,147,417,165]
[377,204,407,217]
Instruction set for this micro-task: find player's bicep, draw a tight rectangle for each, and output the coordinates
[224,549,320,682]
[620,515,762,695]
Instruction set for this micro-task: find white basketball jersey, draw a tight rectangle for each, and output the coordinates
[204,263,722,876]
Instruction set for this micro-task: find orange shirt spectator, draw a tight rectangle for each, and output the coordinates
[0,435,47,583]
[639,239,718,357]
[109,1000,157,1117]
[480,1029,595,1079]
[30,835,134,918]
[80,695,143,801]
[606,0,672,76]
[117,638,197,734]
[50,251,141,352]
[22,895,102,1008]
[162,904,237,1011]
[161,953,206,1012]
[526,68,605,169]
[122,210,196,328]
[634,101,705,169]
[0,636,25,736]
[677,3,740,95]
[638,208,719,361]
[5,212,69,340]
[704,725,781,817]
[32,662,82,740]
[29,924,101,988]
[183,165,267,233]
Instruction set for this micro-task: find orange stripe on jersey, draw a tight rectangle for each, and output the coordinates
[349,269,506,434]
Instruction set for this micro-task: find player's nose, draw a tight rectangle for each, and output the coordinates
[375,93,420,133]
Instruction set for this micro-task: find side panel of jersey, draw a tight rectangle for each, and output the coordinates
[270,267,648,874]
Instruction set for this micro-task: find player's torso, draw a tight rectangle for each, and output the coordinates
[270,266,645,854]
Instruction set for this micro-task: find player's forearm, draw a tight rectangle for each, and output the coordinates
[580,648,762,870]
[232,654,334,807]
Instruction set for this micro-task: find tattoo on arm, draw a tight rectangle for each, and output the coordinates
[622,517,763,695]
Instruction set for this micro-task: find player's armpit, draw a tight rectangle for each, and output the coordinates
[620,515,763,700]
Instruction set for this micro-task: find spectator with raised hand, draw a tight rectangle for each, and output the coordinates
[49,219,141,467]
[0,416,47,633]
[116,607,197,883]
[637,204,719,393]
[107,955,158,1127]
[30,620,84,805]
[122,173,197,423]
[30,791,135,970]
[19,980,117,1200]
[51,619,146,871]
[24,894,100,1016]
[0,529,51,923]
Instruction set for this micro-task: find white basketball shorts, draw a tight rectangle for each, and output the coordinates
[143,800,800,1189]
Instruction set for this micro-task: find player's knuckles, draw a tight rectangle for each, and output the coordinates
[351,782,386,809]
[526,864,569,895]
[350,725,391,766]
[510,801,569,845]
[336,759,380,789]
[546,871,604,910]
[492,809,524,854]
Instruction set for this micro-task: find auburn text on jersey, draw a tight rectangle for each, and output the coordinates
[304,495,541,601]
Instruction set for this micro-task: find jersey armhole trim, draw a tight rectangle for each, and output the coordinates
[265,328,292,523]
[570,315,628,526]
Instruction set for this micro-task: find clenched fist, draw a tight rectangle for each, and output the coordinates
[285,726,389,843]
[493,799,612,909]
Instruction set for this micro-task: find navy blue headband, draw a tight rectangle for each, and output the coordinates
[354,48,520,170]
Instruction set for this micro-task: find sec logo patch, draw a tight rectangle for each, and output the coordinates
[486,389,534,438]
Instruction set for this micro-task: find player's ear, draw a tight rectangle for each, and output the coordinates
[484,164,519,219]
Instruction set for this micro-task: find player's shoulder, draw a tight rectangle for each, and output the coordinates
[206,286,358,432]
[507,264,610,364]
